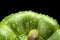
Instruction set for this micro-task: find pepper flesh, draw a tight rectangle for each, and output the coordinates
[0,11,60,40]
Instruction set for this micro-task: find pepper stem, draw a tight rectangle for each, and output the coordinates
[28,29,39,40]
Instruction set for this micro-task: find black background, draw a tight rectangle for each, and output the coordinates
[0,0,60,24]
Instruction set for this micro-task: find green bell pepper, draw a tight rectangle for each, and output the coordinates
[0,11,60,40]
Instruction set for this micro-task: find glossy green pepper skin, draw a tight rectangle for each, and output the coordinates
[0,11,60,40]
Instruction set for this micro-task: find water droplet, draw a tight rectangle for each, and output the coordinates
[26,22,29,27]
[6,21,8,24]
[43,15,45,16]
[44,34,46,37]
[17,28,20,32]
[11,14,13,15]
[30,21,32,23]
[32,23,34,25]
[27,22,29,24]
[23,36,25,38]
[49,30,51,33]
[13,24,16,28]
[15,23,18,25]
[34,19,36,21]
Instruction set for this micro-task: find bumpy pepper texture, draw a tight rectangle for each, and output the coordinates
[0,11,60,40]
